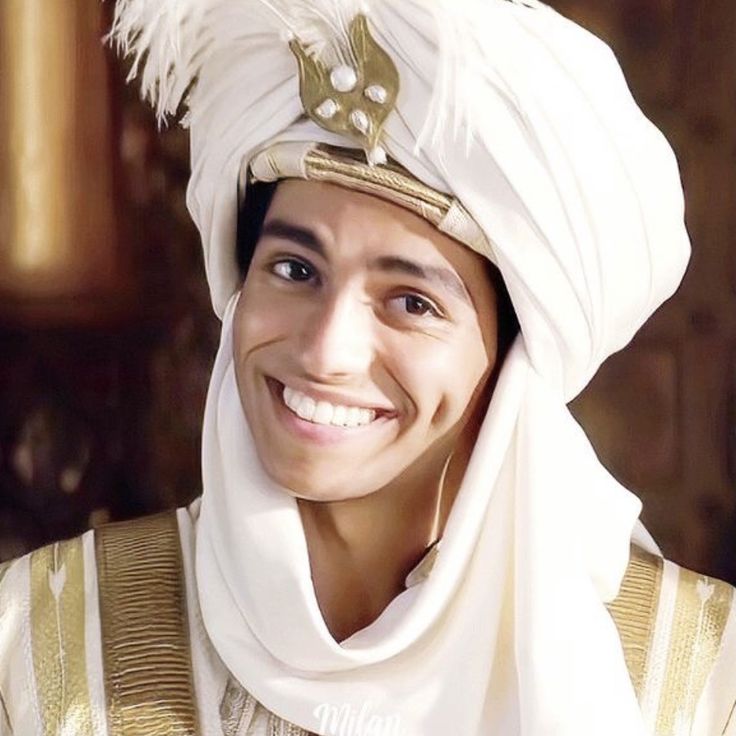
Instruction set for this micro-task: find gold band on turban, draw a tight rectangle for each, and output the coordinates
[246,141,494,261]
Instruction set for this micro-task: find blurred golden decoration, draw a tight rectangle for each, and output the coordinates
[88,508,112,528]
[0,0,129,324]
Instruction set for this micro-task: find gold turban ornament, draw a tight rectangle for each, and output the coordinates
[289,14,398,167]
[246,11,494,261]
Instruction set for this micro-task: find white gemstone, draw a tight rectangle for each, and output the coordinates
[364,84,387,104]
[350,109,371,135]
[330,65,358,92]
[315,98,339,119]
[367,146,387,166]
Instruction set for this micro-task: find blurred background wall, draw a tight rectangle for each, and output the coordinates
[0,0,734,583]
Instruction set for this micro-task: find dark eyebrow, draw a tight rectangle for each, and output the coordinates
[368,255,472,306]
[260,217,472,307]
[260,219,326,256]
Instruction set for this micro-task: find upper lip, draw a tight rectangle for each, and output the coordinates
[272,378,397,416]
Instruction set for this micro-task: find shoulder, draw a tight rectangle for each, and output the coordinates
[0,530,93,656]
[0,551,30,733]
[0,528,96,734]
[0,508,197,735]
[607,545,736,735]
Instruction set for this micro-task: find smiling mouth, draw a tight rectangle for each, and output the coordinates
[266,377,397,434]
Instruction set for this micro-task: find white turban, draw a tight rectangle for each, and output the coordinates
[112,1,690,734]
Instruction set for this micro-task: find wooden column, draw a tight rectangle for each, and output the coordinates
[0,0,129,324]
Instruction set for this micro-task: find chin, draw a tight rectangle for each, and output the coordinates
[285,488,345,502]
[280,482,365,503]
[264,465,376,502]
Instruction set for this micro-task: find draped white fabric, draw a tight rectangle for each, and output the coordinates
[112,0,690,733]
[198,296,650,735]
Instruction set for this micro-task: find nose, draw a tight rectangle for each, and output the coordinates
[297,290,374,381]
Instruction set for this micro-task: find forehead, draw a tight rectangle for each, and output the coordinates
[262,180,493,293]
[266,179,441,248]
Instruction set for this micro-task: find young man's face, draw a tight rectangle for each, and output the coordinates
[233,179,499,500]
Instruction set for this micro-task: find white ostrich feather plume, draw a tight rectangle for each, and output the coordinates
[108,0,544,149]
[256,0,368,68]
[108,0,209,124]
[109,0,369,125]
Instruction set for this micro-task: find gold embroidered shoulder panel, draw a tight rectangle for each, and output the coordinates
[95,512,199,736]
[607,545,735,734]
[0,513,201,736]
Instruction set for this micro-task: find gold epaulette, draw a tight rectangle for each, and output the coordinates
[607,546,734,734]
[25,511,199,736]
[28,531,95,735]
[95,511,199,736]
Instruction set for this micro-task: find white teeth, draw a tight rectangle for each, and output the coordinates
[295,396,316,421]
[358,408,373,424]
[331,405,348,426]
[280,383,379,427]
[313,401,334,424]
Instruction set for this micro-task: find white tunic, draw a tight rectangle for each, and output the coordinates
[0,500,734,736]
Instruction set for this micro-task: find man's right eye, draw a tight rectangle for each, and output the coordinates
[270,258,315,283]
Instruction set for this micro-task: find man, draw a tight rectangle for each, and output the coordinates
[1,1,735,734]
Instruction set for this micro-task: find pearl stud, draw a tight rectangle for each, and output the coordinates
[330,65,358,92]
[367,145,387,166]
[350,109,371,135]
[315,99,339,119]
[364,84,388,104]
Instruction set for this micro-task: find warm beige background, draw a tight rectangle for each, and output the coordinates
[0,1,734,583]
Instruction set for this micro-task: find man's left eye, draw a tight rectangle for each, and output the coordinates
[391,294,442,319]
[271,258,314,282]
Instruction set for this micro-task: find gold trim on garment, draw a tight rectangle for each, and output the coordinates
[30,537,94,736]
[267,711,314,736]
[607,545,663,698]
[607,546,735,734]
[655,566,733,734]
[220,676,315,736]
[220,677,258,736]
[95,511,199,736]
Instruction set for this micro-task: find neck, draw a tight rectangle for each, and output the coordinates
[297,431,474,643]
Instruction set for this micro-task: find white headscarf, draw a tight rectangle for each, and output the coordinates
[112,1,690,734]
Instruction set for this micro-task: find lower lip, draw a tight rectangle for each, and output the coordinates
[266,377,397,446]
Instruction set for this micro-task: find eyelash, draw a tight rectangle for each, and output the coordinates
[268,257,444,320]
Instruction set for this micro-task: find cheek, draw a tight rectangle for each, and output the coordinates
[234,282,291,356]
[394,333,490,427]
